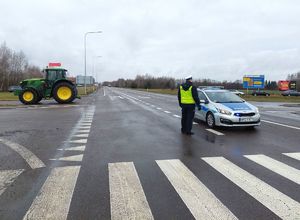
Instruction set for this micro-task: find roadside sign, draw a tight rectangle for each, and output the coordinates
[49,62,61,67]
[289,81,297,90]
[278,80,290,91]
[243,75,265,89]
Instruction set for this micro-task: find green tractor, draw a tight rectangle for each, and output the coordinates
[14,66,79,105]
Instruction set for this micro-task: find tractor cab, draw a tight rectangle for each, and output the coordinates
[43,67,68,87]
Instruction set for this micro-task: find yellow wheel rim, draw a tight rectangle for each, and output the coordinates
[23,91,34,102]
[57,86,72,100]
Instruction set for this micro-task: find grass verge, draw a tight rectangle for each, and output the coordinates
[0,92,18,101]
[137,88,300,103]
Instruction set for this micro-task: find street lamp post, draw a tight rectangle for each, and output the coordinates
[93,56,102,83]
[84,31,102,95]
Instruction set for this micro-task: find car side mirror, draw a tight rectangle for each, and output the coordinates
[200,99,209,104]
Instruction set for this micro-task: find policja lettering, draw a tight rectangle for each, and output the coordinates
[178,75,201,135]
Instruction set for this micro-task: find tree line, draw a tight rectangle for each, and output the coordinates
[0,42,42,91]
[103,75,281,90]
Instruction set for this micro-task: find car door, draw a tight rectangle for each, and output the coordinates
[197,91,209,121]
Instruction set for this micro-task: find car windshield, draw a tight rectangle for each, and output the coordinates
[205,91,244,103]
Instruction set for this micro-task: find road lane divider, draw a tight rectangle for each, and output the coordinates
[164,111,171,114]
[58,146,86,152]
[283,152,300,161]
[73,134,89,138]
[261,120,300,130]
[156,159,237,220]
[0,138,46,169]
[50,154,83,162]
[109,162,154,220]
[23,166,81,220]
[0,169,24,196]
[206,129,224,136]
[244,154,300,184]
[76,129,90,133]
[202,156,300,219]
[68,139,88,144]
[173,114,181,118]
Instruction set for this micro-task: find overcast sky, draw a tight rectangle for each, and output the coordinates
[1,0,300,82]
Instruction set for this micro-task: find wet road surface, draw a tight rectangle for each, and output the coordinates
[0,87,299,219]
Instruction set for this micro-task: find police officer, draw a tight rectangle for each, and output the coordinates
[178,75,201,135]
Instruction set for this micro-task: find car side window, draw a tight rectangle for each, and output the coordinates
[198,91,208,101]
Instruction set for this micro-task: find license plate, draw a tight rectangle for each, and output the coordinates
[240,117,253,122]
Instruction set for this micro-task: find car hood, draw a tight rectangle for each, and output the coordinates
[214,102,253,111]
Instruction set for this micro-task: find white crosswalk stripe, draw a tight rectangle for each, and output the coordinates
[156,159,237,220]
[23,166,81,220]
[202,156,300,219]
[283,152,300,161]
[109,162,154,220]
[245,154,300,184]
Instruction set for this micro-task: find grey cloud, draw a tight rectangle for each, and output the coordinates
[1,0,300,82]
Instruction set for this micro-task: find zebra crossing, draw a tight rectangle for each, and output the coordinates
[1,149,299,219]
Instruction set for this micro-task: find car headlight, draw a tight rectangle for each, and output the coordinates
[254,108,259,114]
[217,108,232,115]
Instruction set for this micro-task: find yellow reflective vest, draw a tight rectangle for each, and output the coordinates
[180,86,195,104]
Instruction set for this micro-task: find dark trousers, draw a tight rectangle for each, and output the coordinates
[181,105,195,133]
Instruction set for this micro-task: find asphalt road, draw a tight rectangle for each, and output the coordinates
[0,87,299,220]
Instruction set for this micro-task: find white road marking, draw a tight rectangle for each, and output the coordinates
[81,120,93,123]
[119,96,124,99]
[206,129,224,136]
[77,126,91,130]
[164,111,171,114]
[245,154,300,184]
[156,107,162,110]
[261,119,300,130]
[173,114,181,118]
[151,105,156,107]
[193,122,197,125]
[283,152,300,161]
[76,129,90,133]
[0,138,45,169]
[80,123,92,126]
[58,146,86,151]
[73,134,89,138]
[23,166,80,220]
[203,156,300,219]
[103,87,106,96]
[0,169,24,196]
[156,159,237,220]
[109,162,154,220]
[51,154,83,162]
[69,139,87,144]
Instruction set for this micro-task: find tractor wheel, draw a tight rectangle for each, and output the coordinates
[53,82,76,104]
[19,88,38,105]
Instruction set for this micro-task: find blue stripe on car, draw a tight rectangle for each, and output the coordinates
[221,103,251,111]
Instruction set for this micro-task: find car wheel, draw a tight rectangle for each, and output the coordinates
[266,94,270,96]
[206,112,215,128]
[254,94,257,96]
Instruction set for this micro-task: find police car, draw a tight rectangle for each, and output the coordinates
[195,87,260,128]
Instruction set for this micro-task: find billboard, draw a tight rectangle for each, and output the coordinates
[243,75,265,89]
[278,80,290,91]
[76,75,95,85]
